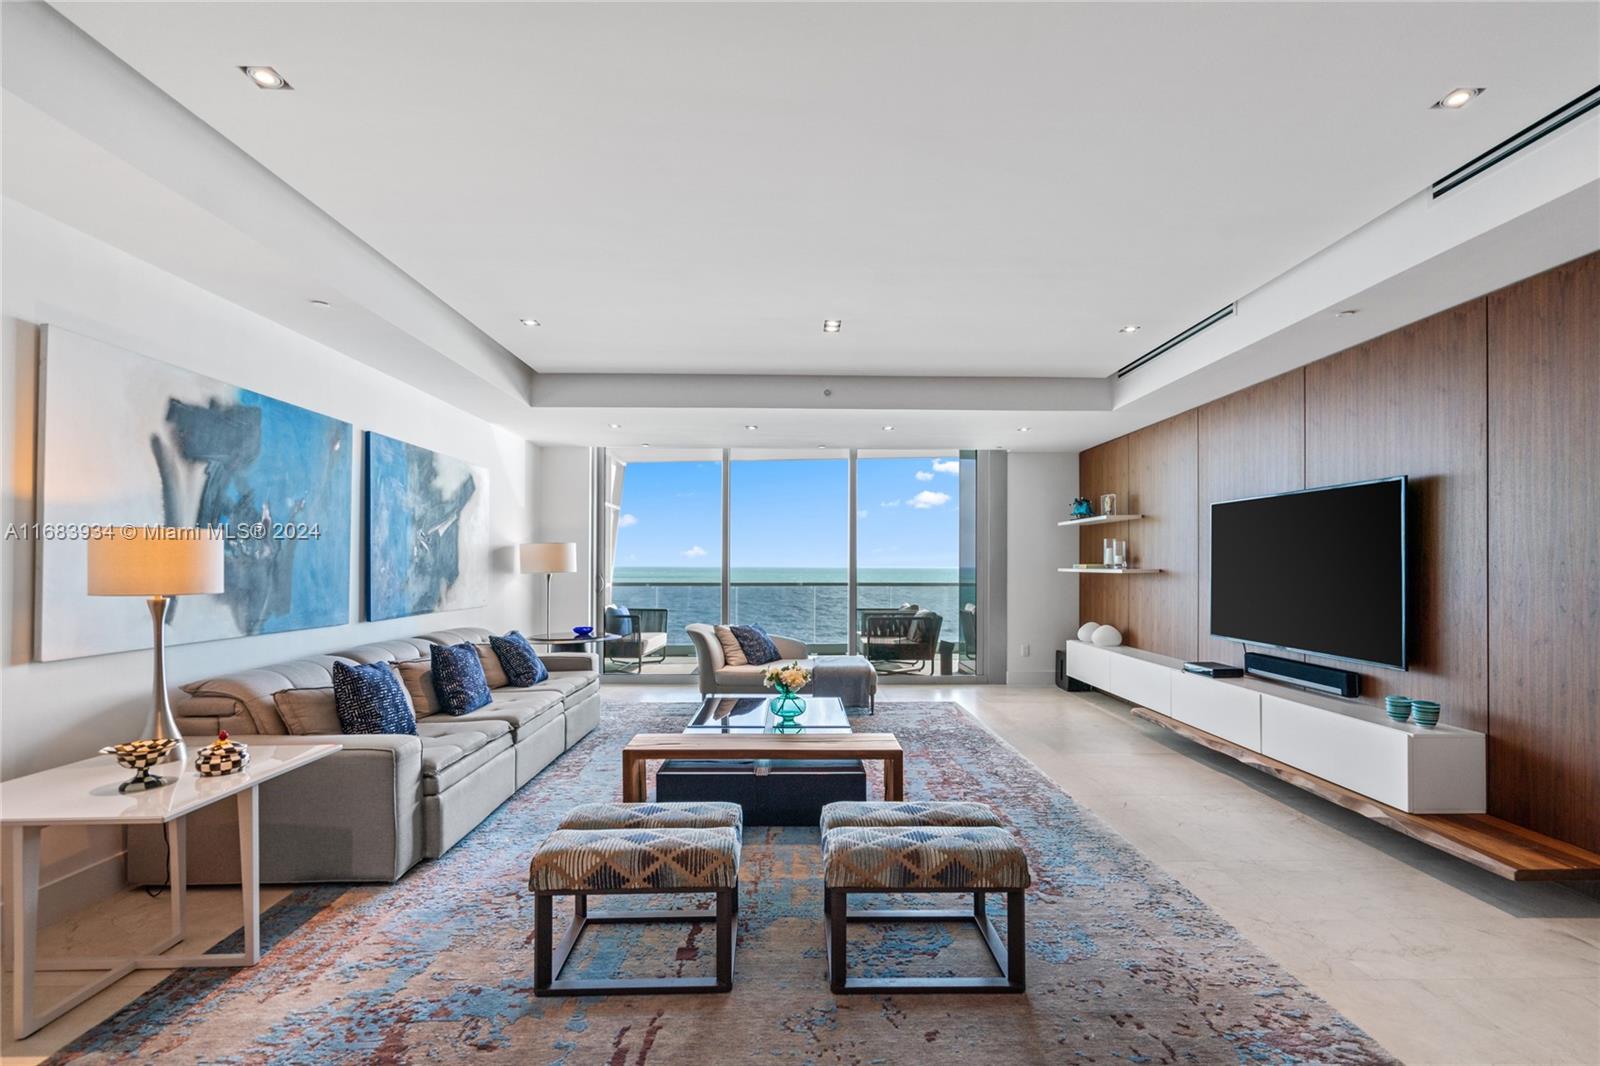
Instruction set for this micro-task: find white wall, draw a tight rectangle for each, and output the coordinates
[1004,451,1078,685]
[1,201,537,921]
[532,445,595,633]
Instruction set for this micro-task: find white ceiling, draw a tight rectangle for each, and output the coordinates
[52,1,1600,379]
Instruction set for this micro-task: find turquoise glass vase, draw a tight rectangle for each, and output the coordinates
[771,686,806,731]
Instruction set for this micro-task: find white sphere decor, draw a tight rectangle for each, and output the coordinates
[1076,622,1100,642]
[1090,624,1123,647]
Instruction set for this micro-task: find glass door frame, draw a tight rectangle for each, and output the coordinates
[594,446,1004,684]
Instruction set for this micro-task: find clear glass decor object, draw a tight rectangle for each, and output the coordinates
[1100,493,1117,516]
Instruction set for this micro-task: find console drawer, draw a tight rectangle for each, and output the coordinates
[1170,672,1261,750]
[1107,653,1172,713]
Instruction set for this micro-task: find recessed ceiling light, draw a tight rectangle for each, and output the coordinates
[744,424,759,431]
[240,66,291,90]
[308,299,331,308]
[608,423,621,429]
[1117,324,1142,334]
[640,443,652,448]
[882,425,894,431]
[1335,308,1361,317]
[519,317,541,327]
[817,444,828,449]
[1433,87,1485,110]
[1017,426,1031,433]
[822,320,842,333]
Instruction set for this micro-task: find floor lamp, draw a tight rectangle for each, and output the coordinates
[88,528,226,764]
[519,542,578,636]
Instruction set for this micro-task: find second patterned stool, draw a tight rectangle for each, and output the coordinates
[528,801,743,996]
[819,799,1030,994]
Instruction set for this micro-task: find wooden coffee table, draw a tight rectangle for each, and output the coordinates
[622,733,904,804]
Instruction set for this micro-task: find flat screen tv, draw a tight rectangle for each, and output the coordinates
[1210,477,1408,670]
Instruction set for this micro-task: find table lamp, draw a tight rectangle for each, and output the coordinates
[518,542,577,636]
[88,528,226,763]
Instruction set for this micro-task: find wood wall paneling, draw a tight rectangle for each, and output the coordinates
[1077,435,1129,632]
[1303,300,1490,732]
[1486,253,1600,854]
[1195,369,1307,664]
[1127,412,1199,660]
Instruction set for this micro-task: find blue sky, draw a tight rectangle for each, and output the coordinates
[613,456,961,569]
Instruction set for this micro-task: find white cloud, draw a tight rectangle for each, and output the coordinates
[617,513,638,528]
[914,470,935,481]
[932,458,960,475]
[682,545,707,558]
[907,490,951,509]
[880,499,900,508]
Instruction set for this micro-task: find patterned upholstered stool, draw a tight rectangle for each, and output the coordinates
[528,801,743,996]
[819,800,1030,994]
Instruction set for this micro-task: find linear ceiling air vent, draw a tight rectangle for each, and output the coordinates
[1116,303,1236,379]
[1433,84,1600,198]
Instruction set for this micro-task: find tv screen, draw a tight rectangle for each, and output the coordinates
[1210,477,1407,670]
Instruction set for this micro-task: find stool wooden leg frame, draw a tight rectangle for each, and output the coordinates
[825,887,1026,994]
[534,887,737,996]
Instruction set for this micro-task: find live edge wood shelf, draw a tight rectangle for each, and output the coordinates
[1130,706,1600,882]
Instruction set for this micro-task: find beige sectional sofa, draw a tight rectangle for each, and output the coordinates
[127,626,600,886]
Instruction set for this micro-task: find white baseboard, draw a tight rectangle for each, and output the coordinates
[1006,669,1057,687]
[0,849,127,967]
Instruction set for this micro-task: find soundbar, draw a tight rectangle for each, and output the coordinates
[1243,651,1361,698]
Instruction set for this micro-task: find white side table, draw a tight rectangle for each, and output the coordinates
[0,743,340,1037]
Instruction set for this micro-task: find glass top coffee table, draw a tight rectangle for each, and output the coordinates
[686,694,851,734]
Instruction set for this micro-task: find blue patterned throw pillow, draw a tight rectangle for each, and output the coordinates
[331,661,418,735]
[430,642,493,715]
[730,623,780,665]
[489,630,549,687]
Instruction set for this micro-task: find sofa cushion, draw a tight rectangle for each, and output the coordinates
[416,720,512,796]
[421,688,564,738]
[431,643,493,715]
[524,670,597,703]
[332,661,418,735]
[273,687,341,735]
[395,658,441,714]
[714,659,816,689]
[714,625,748,667]
[489,631,548,686]
[474,643,510,688]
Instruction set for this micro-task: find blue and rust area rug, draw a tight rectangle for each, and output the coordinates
[57,701,1396,1064]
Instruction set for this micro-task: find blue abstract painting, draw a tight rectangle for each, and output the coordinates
[364,432,490,622]
[36,327,353,660]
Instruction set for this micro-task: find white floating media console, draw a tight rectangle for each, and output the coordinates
[1063,640,1486,814]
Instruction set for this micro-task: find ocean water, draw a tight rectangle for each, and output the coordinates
[611,567,967,647]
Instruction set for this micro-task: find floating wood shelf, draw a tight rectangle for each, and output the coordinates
[1130,705,1600,882]
[1058,566,1162,575]
[1057,513,1144,528]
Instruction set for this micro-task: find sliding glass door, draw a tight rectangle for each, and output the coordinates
[598,447,988,680]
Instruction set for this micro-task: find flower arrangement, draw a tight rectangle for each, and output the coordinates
[763,662,811,694]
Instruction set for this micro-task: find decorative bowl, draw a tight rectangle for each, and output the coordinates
[196,731,250,777]
[572,626,595,638]
[1383,695,1413,723]
[1409,700,1441,729]
[99,738,178,793]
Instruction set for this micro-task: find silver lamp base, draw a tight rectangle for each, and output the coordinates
[144,596,186,765]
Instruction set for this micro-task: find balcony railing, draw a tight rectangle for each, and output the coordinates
[608,581,968,651]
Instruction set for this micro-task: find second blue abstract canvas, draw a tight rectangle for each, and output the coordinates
[365,432,490,621]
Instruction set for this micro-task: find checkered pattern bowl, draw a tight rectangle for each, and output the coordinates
[196,739,250,776]
[99,738,177,771]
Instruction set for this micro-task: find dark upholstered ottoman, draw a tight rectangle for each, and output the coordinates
[819,800,1030,994]
[528,801,742,995]
[657,758,868,826]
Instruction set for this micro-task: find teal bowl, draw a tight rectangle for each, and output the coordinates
[1409,700,1441,728]
[1384,695,1413,723]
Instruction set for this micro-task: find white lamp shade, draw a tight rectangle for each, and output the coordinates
[87,528,226,596]
[518,541,577,574]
